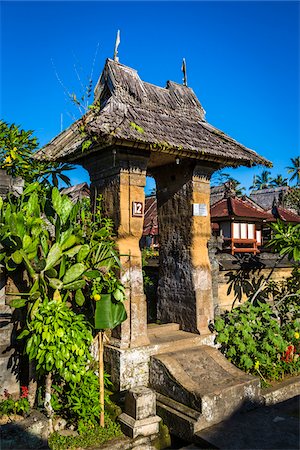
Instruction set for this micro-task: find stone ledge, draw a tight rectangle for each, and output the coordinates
[262,374,300,406]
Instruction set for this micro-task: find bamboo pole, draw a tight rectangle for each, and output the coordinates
[98,331,105,427]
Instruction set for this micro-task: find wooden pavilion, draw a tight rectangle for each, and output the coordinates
[210,195,274,255]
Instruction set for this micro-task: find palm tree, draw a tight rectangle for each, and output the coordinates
[250,171,272,190]
[271,175,288,187]
[211,171,245,196]
[225,177,245,196]
[286,157,300,186]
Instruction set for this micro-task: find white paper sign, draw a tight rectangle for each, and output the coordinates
[193,203,207,217]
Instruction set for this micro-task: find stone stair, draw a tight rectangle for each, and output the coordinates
[149,345,261,442]
[147,323,214,355]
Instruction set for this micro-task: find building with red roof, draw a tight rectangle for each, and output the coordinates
[210,196,274,255]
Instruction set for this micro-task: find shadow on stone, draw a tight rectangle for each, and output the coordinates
[190,395,300,450]
[1,411,50,450]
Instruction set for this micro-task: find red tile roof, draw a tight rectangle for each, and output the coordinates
[272,206,300,223]
[142,196,300,237]
[210,197,273,220]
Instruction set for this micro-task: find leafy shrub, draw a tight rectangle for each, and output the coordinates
[19,300,93,383]
[48,415,123,450]
[0,387,30,416]
[51,370,112,428]
[214,301,300,383]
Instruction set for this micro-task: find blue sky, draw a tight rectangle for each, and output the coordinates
[1,1,299,193]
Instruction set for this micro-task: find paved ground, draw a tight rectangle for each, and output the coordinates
[170,396,300,450]
[1,396,299,449]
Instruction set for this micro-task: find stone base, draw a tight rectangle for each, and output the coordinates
[119,413,161,439]
[104,344,152,391]
[104,325,216,391]
[1,410,49,449]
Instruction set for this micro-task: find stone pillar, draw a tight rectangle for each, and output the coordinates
[81,148,150,349]
[119,386,161,439]
[153,161,215,334]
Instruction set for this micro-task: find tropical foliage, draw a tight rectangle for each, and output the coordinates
[0,120,74,188]
[214,221,300,385]
[0,183,126,429]
[268,220,300,261]
[0,387,30,417]
[211,171,245,196]
[214,301,300,384]
[250,170,272,190]
[271,175,288,187]
[286,156,300,186]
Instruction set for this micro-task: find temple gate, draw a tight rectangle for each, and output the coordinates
[36,58,269,389]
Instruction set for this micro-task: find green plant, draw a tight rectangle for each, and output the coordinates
[0,185,90,314]
[268,220,300,261]
[214,301,290,382]
[51,370,112,428]
[0,186,126,421]
[286,156,300,186]
[48,416,123,450]
[142,247,158,289]
[0,387,30,416]
[19,300,93,383]
[84,196,127,329]
[0,120,73,188]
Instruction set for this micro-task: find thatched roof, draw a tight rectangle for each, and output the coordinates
[35,59,271,168]
[249,186,289,211]
[61,182,90,203]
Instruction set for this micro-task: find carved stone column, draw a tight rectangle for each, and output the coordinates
[81,148,150,349]
[153,161,215,334]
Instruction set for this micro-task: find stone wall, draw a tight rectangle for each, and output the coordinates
[0,170,22,397]
[215,253,293,312]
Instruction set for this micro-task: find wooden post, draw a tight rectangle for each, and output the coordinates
[98,331,105,427]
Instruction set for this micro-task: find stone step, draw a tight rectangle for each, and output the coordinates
[147,323,180,335]
[148,329,215,356]
[150,345,261,441]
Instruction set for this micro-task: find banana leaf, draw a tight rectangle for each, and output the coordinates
[94,294,127,330]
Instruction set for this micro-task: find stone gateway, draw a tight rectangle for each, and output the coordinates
[35,57,270,389]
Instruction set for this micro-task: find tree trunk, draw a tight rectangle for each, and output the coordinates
[44,372,54,433]
[28,360,37,408]
[98,331,105,427]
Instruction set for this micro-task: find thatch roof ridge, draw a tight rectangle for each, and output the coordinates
[35,57,271,168]
[101,59,205,117]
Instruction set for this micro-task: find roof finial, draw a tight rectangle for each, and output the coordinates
[181,58,187,86]
[113,30,121,62]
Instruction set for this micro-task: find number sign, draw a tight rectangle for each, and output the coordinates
[132,202,143,217]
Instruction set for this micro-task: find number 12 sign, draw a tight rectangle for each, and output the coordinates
[132,202,143,217]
